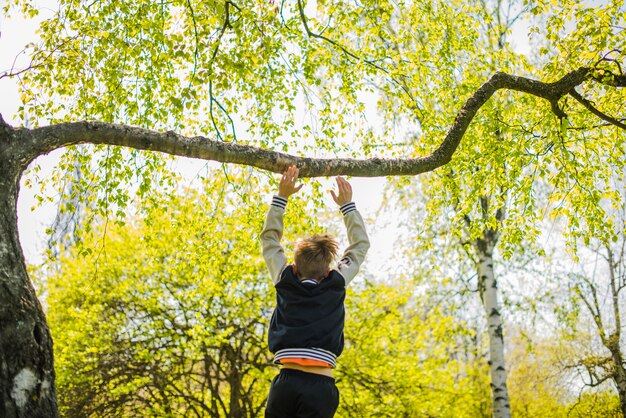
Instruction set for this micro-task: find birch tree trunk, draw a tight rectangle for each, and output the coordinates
[475,230,510,418]
[607,246,626,417]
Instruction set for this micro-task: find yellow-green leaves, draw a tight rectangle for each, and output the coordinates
[340,280,491,417]
[44,172,278,416]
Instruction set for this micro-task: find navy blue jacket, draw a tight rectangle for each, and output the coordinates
[268,265,346,364]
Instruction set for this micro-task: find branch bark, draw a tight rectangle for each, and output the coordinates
[6,67,621,178]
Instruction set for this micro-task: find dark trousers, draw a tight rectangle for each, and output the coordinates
[265,369,340,418]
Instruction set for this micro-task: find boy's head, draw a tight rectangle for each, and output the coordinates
[293,234,339,281]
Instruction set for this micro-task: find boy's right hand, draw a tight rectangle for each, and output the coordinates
[278,165,303,198]
[330,176,352,206]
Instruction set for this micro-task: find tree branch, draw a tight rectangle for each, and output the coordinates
[185,0,200,83]
[9,66,624,177]
[208,1,233,70]
[0,36,79,81]
[569,89,626,130]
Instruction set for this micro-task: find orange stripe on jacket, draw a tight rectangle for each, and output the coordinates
[280,358,332,368]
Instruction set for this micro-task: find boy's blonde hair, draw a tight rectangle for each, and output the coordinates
[294,234,339,280]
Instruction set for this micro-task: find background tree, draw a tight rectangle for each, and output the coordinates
[0,0,625,416]
[42,175,270,417]
[552,181,626,416]
[38,171,328,417]
[390,1,626,415]
[506,329,622,417]
[40,169,494,417]
[339,279,492,417]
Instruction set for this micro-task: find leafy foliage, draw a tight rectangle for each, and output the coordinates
[340,280,492,417]
[41,173,295,417]
[38,170,493,417]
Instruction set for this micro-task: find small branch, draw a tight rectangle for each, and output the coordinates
[550,100,567,120]
[0,62,43,81]
[569,89,626,130]
[211,91,237,142]
[0,36,79,81]
[208,1,233,70]
[208,80,223,141]
[296,0,362,65]
[591,69,626,87]
[185,0,200,83]
[586,372,613,387]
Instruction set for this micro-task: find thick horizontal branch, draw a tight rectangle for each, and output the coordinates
[5,66,623,178]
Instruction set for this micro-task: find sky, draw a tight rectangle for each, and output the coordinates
[0,2,531,270]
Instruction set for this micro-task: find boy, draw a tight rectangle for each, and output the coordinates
[260,165,370,418]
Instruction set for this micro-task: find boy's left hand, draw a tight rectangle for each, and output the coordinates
[278,165,303,198]
[330,176,352,206]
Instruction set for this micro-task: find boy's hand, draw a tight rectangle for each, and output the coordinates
[278,165,303,198]
[330,176,352,206]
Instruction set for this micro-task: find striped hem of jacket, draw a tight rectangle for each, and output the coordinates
[273,347,338,368]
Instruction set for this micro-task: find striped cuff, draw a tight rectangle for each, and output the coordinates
[339,202,356,216]
[271,195,288,210]
[274,347,338,368]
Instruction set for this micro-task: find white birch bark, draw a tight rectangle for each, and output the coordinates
[475,233,511,418]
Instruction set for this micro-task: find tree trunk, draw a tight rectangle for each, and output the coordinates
[475,232,511,418]
[607,246,626,418]
[608,342,626,418]
[0,129,58,417]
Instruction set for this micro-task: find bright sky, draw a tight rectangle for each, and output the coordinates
[0,3,531,271]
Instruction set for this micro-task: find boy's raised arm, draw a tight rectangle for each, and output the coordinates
[332,177,370,285]
[260,166,303,285]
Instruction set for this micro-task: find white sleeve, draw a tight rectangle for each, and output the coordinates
[336,202,370,285]
[260,196,289,285]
